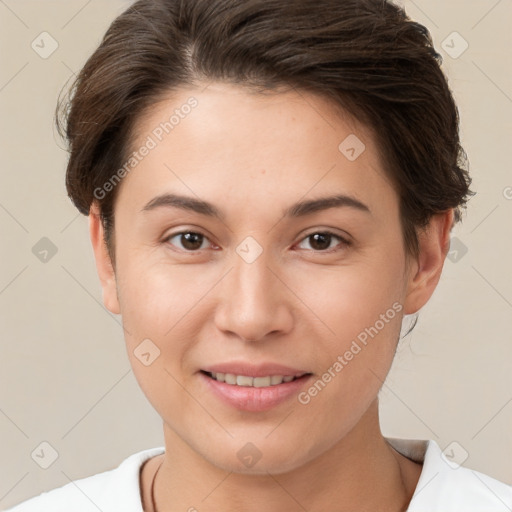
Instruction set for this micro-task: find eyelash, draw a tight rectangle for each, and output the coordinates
[162,230,351,254]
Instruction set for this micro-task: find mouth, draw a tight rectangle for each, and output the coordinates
[199,369,313,412]
[201,370,309,387]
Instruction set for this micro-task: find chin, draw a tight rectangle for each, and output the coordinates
[200,439,313,476]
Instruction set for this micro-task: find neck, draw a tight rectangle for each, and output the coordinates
[147,400,421,512]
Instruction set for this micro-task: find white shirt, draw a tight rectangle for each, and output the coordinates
[5,438,512,511]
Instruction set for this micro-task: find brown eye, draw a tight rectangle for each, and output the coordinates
[165,232,210,251]
[297,232,350,252]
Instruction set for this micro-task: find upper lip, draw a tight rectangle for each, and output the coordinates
[201,362,311,378]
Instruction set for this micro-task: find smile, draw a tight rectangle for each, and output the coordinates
[204,371,305,387]
[200,370,313,412]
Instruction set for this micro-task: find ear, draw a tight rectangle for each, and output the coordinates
[89,203,121,315]
[403,209,454,315]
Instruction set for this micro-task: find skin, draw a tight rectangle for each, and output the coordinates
[89,82,453,511]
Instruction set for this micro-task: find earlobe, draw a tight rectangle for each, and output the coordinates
[403,209,454,315]
[89,203,121,315]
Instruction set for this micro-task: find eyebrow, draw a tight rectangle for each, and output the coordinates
[141,192,371,219]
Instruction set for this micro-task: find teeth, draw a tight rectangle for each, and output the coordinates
[209,372,301,387]
[236,375,253,386]
[270,375,283,385]
[225,373,236,385]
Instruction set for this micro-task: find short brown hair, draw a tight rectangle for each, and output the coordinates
[56,0,473,262]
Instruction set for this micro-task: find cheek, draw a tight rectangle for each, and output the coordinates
[116,251,207,332]
[290,250,406,342]
[114,255,225,393]
[289,251,406,403]
[113,259,204,413]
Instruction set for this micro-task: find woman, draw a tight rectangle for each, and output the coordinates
[7,0,511,510]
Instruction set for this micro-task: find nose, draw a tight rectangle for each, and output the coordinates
[213,249,294,342]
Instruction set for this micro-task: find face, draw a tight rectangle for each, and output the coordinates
[90,82,449,475]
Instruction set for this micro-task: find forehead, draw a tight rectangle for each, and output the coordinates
[115,81,397,218]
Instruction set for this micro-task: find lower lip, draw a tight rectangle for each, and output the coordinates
[200,372,312,412]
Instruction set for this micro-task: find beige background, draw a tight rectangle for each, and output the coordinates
[1,0,511,509]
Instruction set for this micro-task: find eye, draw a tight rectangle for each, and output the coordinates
[163,230,350,253]
[164,231,212,252]
[296,231,351,252]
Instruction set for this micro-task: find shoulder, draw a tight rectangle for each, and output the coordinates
[399,438,512,512]
[5,447,165,512]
